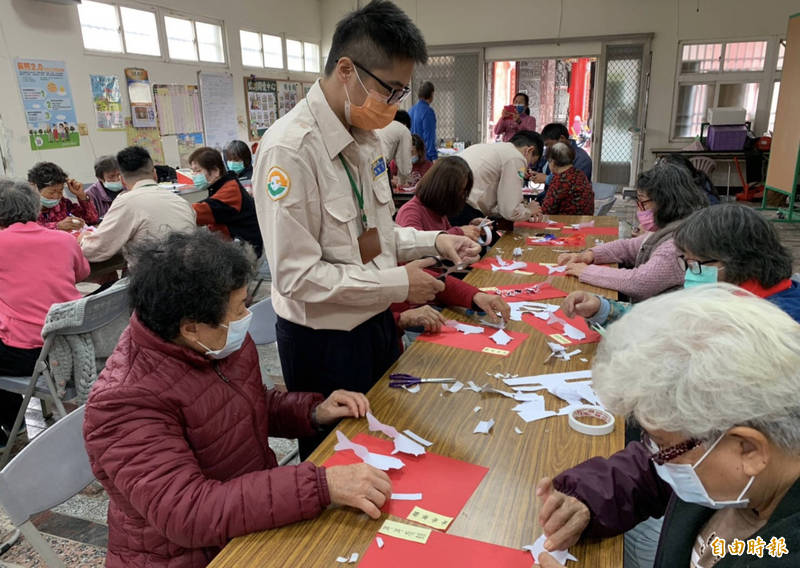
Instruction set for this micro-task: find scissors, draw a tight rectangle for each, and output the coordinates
[421,256,471,281]
[388,373,457,388]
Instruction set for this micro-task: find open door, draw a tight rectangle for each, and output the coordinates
[594,40,651,186]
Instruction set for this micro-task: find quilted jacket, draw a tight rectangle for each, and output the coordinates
[83,313,328,567]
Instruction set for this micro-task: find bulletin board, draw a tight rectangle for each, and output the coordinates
[198,72,238,151]
[764,13,800,220]
[276,80,302,117]
[244,77,278,140]
[153,84,204,136]
[302,82,314,98]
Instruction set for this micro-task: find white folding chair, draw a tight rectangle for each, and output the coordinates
[594,196,617,216]
[0,281,130,467]
[0,405,94,567]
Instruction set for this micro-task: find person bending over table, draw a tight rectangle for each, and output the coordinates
[223,140,254,180]
[557,162,707,302]
[0,179,88,445]
[533,285,800,568]
[396,156,483,241]
[28,161,98,231]
[538,142,594,216]
[563,203,800,328]
[83,230,392,568]
[189,147,263,257]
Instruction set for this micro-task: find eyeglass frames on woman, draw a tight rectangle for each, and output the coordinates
[641,431,703,466]
[678,255,719,275]
[636,198,652,211]
[351,60,411,105]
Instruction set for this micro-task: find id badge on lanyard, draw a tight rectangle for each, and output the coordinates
[339,154,382,264]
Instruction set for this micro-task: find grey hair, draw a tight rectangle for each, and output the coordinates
[593,283,800,453]
[636,162,708,227]
[674,204,792,288]
[547,142,575,167]
[0,178,40,227]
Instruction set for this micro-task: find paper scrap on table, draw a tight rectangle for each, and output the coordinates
[334,431,405,470]
[524,535,578,565]
[403,384,420,393]
[508,301,559,323]
[504,370,593,387]
[379,519,431,544]
[408,505,454,531]
[466,381,482,392]
[441,380,464,393]
[512,247,523,257]
[403,429,433,447]
[481,385,517,398]
[580,358,589,363]
[447,320,485,335]
[367,412,427,456]
[376,536,384,549]
[490,329,514,346]
[473,406,481,413]
[473,418,495,434]
[392,493,423,501]
[336,552,359,563]
[547,342,581,362]
[545,312,586,340]
[547,264,567,275]
[491,255,528,272]
[514,427,523,434]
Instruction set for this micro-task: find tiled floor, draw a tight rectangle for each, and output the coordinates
[2,195,799,566]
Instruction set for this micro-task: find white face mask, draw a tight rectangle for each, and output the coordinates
[653,434,755,510]
[195,309,252,360]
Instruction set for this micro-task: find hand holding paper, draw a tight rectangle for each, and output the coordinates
[535,477,590,552]
[561,291,601,319]
[315,390,370,424]
[326,462,392,520]
[472,292,511,324]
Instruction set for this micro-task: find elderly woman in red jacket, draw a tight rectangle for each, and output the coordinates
[83,230,392,567]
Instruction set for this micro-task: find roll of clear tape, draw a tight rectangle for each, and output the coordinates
[568,405,615,436]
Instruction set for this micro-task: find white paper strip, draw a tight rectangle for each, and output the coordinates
[402,429,433,447]
[391,493,423,501]
[523,535,578,565]
[504,370,593,386]
[376,536,384,549]
[334,431,405,471]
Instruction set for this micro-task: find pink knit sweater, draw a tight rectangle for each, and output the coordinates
[579,232,684,302]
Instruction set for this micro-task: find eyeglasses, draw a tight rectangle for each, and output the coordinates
[351,60,411,105]
[678,255,719,275]
[641,431,702,465]
[636,198,652,210]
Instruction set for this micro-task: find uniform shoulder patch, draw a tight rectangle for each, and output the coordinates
[266,166,291,201]
[372,156,387,179]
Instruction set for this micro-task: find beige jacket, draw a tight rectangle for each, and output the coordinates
[376,120,413,181]
[80,180,196,262]
[461,142,529,221]
[253,80,440,331]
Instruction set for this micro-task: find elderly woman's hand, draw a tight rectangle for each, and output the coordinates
[564,263,588,278]
[531,172,548,184]
[67,178,88,201]
[536,477,590,552]
[314,390,370,424]
[557,251,594,266]
[57,217,84,231]
[326,463,392,519]
[561,292,601,319]
[473,292,511,324]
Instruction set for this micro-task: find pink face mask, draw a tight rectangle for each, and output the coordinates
[637,209,657,232]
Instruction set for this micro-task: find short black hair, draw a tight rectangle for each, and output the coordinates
[27,162,68,189]
[541,123,570,142]
[394,109,411,129]
[510,130,544,159]
[411,134,425,159]
[94,155,119,179]
[116,146,154,178]
[674,204,793,287]
[188,147,225,174]
[418,81,434,100]
[415,156,473,217]
[126,230,256,341]
[224,140,252,169]
[636,162,708,227]
[513,92,530,114]
[325,0,427,76]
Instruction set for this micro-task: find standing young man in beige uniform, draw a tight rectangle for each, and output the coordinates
[253,0,480,456]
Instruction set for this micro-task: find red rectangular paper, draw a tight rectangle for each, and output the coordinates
[522,309,601,345]
[322,433,489,518]
[415,324,529,356]
[514,220,565,230]
[360,530,532,568]
[526,234,586,247]
[483,282,568,302]
[561,226,619,236]
[471,257,549,274]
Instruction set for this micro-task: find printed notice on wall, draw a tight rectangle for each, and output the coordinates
[90,74,124,130]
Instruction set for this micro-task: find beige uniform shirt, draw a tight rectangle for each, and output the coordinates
[80,180,196,262]
[376,121,413,180]
[461,142,529,221]
[253,81,440,331]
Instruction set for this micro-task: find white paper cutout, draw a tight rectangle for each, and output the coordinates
[504,370,593,387]
[376,537,384,549]
[391,493,423,501]
[491,255,528,272]
[523,535,578,565]
[448,321,485,335]
[366,413,427,456]
[473,406,481,413]
[514,427,523,434]
[512,247,523,257]
[441,380,464,393]
[334,431,405,470]
[349,553,359,563]
[466,381,482,392]
[473,419,495,434]
[403,429,432,447]
[490,329,514,346]
[548,264,568,275]
[403,384,421,393]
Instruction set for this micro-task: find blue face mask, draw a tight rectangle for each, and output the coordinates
[684,266,718,288]
[192,173,208,189]
[104,181,124,192]
[515,104,525,114]
[227,161,245,174]
[40,196,60,208]
[411,155,419,164]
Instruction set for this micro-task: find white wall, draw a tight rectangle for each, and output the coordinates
[0,0,322,181]
[321,0,797,168]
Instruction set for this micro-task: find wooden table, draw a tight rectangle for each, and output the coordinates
[209,215,623,567]
[84,253,127,283]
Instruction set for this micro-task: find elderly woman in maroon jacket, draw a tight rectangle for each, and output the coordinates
[83,230,392,568]
[532,285,800,568]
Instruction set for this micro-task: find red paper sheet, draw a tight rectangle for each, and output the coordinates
[470,257,549,274]
[360,530,532,568]
[522,308,601,345]
[322,433,488,518]
[526,234,586,247]
[561,226,619,236]
[514,220,565,230]
[415,324,529,357]
[483,282,568,302]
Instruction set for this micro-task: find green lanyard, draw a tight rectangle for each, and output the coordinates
[338,154,368,228]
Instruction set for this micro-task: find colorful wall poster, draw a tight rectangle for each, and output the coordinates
[244,77,278,139]
[90,74,124,130]
[176,132,204,168]
[15,58,79,151]
[125,118,165,164]
[153,84,203,136]
[276,81,301,117]
[302,82,314,98]
[125,68,157,128]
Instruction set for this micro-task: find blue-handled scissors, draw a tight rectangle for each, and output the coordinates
[389,373,457,388]
[421,256,470,282]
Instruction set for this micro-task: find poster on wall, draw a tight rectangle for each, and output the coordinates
[153,84,203,136]
[198,72,238,151]
[125,118,165,164]
[302,82,314,98]
[125,68,157,128]
[244,77,278,140]
[276,81,302,117]
[90,74,124,130]
[176,132,204,168]
[15,58,79,151]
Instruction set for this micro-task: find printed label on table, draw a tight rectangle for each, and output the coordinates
[379,519,431,544]
[408,506,454,531]
[479,287,498,292]
[549,334,571,345]
[513,270,533,275]
[482,347,510,356]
